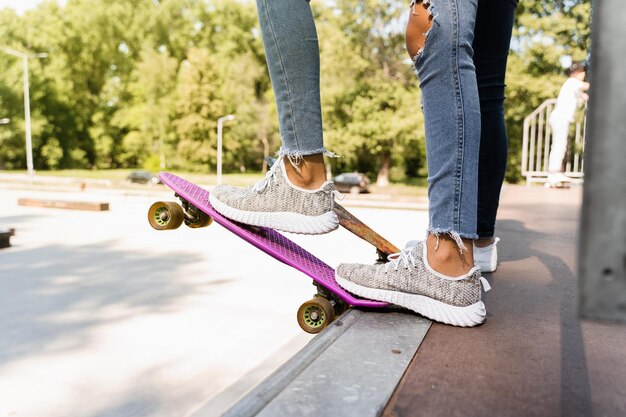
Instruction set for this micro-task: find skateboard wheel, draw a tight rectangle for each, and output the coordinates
[186,212,213,229]
[148,201,184,230]
[297,297,335,334]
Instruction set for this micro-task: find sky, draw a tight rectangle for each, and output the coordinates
[0,0,65,14]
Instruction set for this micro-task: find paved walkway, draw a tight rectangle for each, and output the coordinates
[383,185,626,417]
[0,183,428,417]
[3,179,624,417]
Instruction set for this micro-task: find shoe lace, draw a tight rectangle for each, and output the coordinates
[253,157,343,212]
[384,248,417,273]
[328,188,343,210]
[253,157,282,193]
[383,245,493,292]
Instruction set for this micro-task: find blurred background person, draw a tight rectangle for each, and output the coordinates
[547,61,590,186]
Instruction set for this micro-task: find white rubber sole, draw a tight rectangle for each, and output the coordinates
[335,275,486,327]
[209,193,339,235]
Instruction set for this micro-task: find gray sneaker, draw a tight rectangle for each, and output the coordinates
[336,241,491,327]
[209,157,339,234]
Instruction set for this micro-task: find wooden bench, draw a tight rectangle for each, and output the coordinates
[18,198,109,211]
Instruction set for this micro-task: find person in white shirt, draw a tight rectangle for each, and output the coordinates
[547,62,590,185]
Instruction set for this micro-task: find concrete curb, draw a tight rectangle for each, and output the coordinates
[214,309,431,417]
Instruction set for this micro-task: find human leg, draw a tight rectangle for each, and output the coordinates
[548,119,570,174]
[337,0,491,326]
[406,0,480,275]
[470,0,517,272]
[256,0,331,188]
[411,0,481,275]
[545,118,572,186]
[209,0,338,234]
[473,0,518,240]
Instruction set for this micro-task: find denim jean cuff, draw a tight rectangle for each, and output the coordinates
[427,228,479,253]
[277,147,339,166]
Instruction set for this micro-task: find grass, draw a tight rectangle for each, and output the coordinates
[9,168,265,187]
[371,177,429,198]
[0,168,429,198]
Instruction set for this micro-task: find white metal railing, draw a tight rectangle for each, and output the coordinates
[521,98,587,184]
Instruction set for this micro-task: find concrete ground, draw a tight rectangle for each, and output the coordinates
[383,185,626,417]
[0,182,428,417]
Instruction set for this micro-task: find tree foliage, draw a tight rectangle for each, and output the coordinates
[0,0,590,183]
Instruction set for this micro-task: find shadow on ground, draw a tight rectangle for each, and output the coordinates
[0,241,232,366]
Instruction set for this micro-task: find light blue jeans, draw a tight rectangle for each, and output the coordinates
[256,0,516,242]
[256,0,333,161]
[414,0,480,241]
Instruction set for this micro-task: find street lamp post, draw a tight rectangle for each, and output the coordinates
[216,114,235,185]
[1,47,48,177]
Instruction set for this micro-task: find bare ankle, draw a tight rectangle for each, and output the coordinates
[284,154,328,190]
[426,234,474,277]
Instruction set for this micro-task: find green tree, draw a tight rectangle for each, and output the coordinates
[115,48,179,168]
[0,0,590,184]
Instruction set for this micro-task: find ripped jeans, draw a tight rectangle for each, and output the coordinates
[409,0,518,241]
[256,0,517,241]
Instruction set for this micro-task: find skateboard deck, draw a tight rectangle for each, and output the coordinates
[334,204,399,260]
[152,173,387,332]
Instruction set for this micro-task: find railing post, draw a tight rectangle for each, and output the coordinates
[521,118,529,176]
[578,0,626,322]
[543,103,552,172]
[522,99,563,184]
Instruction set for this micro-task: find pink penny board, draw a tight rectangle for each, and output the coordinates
[159,172,387,308]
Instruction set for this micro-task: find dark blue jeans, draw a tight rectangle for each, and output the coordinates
[474,0,518,239]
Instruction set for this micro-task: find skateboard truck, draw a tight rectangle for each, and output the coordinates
[376,249,389,264]
[177,195,213,228]
[148,197,213,231]
[297,282,349,334]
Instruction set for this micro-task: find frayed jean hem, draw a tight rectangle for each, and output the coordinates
[277,147,339,166]
[427,227,479,252]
